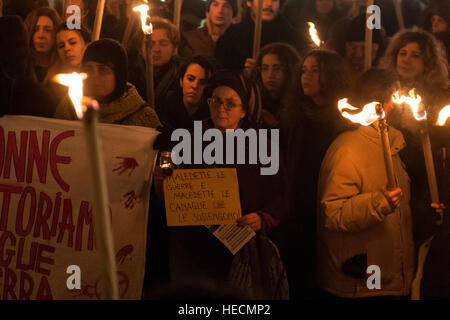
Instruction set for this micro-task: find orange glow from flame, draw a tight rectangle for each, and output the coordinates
[133,3,152,35]
[338,98,384,126]
[53,72,87,119]
[307,22,321,47]
[392,89,426,121]
[436,105,450,126]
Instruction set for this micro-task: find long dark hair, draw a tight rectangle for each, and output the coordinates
[23,7,62,73]
[300,49,350,103]
[252,42,300,102]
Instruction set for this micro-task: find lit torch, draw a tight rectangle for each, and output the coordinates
[436,105,450,127]
[307,22,322,48]
[133,2,155,108]
[338,98,396,190]
[392,89,439,204]
[53,73,119,300]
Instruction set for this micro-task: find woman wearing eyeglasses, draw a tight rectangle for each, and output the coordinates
[151,70,290,299]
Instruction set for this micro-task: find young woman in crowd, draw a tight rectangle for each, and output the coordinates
[54,38,161,128]
[250,42,300,129]
[158,55,217,131]
[380,29,449,281]
[281,49,350,299]
[0,14,56,117]
[379,29,449,118]
[126,17,184,110]
[54,23,90,73]
[24,7,62,82]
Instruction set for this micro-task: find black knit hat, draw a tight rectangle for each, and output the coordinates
[345,14,385,46]
[206,0,238,18]
[82,39,128,102]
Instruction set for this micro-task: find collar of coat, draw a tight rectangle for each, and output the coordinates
[97,82,146,124]
[358,124,406,156]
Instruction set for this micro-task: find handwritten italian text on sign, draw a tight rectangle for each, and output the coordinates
[164,168,242,226]
[0,116,158,300]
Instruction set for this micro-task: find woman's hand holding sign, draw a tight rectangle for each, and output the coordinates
[237,213,262,231]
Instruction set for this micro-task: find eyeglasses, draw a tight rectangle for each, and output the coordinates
[207,97,242,111]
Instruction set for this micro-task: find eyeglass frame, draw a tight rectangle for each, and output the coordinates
[207,96,243,112]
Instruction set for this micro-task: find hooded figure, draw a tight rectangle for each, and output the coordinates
[424,1,450,63]
[54,39,161,128]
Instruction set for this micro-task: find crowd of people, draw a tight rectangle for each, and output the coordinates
[0,0,449,300]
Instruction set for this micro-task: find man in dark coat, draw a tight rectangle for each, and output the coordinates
[215,0,306,72]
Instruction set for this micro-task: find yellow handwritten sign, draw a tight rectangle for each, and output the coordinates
[164,168,242,226]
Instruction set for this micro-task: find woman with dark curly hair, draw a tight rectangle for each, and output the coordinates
[380,30,450,294]
[250,42,300,129]
[379,29,449,118]
[24,7,62,82]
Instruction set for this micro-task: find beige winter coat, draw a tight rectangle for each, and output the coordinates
[317,124,415,298]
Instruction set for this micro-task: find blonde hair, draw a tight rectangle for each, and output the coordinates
[379,28,449,90]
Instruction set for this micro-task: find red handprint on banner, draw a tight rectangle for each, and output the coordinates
[116,245,134,265]
[113,157,139,176]
[70,280,97,299]
[123,191,138,209]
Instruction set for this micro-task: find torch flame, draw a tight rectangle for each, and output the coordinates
[53,72,88,119]
[392,89,426,121]
[307,22,321,47]
[436,105,450,126]
[133,3,152,35]
[338,98,384,126]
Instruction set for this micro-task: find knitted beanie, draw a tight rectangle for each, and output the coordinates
[82,39,128,102]
[206,0,238,18]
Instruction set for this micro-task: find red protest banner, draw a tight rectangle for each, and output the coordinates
[0,116,158,300]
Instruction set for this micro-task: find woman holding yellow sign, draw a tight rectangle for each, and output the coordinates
[152,70,290,300]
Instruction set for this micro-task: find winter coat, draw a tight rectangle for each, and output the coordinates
[127,55,184,110]
[180,26,216,58]
[157,87,210,131]
[317,125,415,298]
[168,119,290,289]
[53,82,161,128]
